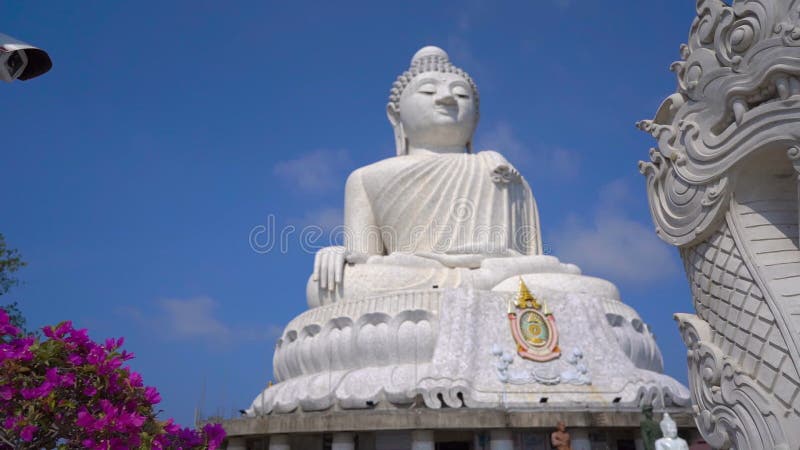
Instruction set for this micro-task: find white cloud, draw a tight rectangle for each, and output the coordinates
[159,297,231,342]
[475,121,581,179]
[120,297,283,348]
[273,149,351,193]
[550,179,679,285]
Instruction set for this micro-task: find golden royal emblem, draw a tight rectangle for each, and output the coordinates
[507,278,560,362]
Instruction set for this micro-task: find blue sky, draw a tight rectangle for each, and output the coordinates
[2,1,699,425]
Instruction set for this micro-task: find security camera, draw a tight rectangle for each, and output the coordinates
[0,32,52,82]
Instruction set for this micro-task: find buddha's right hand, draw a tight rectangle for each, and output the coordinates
[313,246,346,291]
[312,246,370,291]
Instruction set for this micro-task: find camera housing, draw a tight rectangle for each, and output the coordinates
[0,32,52,82]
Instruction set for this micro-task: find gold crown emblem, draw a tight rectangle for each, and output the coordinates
[509,278,551,315]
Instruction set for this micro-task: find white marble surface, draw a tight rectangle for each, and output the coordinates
[248,273,688,415]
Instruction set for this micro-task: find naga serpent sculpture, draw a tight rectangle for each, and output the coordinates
[639,1,800,448]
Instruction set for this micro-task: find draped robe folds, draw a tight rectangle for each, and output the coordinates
[357,151,542,261]
[307,150,547,306]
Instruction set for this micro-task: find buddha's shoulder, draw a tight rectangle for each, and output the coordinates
[346,155,425,185]
[353,151,511,171]
[475,149,512,166]
[346,151,517,186]
[358,155,419,172]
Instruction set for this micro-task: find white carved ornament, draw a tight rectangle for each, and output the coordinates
[639,0,800,246]
[639,1,800,448]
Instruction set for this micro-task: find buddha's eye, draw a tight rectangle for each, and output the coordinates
[417,83,436,95]
[452,85,470,99]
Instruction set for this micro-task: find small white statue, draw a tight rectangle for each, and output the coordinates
[655,413,688,450]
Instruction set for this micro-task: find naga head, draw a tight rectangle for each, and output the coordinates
[638,0,800,247]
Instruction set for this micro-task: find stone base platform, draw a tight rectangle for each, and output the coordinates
[226,406,694,435]
[240,269,696,448]
[222,407,699,450]
[251,284,688,416]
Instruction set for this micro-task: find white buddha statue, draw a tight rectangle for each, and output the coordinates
[655,413,689,450]
[307,46,579,307]
[246,45,690,417]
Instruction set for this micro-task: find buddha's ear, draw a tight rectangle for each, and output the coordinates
[387,103,407,156]
[386,103,400,127]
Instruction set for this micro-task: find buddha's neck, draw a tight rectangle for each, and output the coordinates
[407,145,467,156]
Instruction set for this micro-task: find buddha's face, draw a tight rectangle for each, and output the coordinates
[396,71,477,150]
[661,420,677,438]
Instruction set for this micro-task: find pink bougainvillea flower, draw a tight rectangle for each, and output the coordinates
[0,385,13,401]
[20,380,54,399]
[203,423,227,450]
[0,309,20,336]
[2,415,18,429]
[144,385,161,405]
[82,384,97,397]
[0,308,226,449]
[19,425,37,441]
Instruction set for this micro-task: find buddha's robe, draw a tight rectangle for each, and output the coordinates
[308,150,547,306]
[351,150,542,262]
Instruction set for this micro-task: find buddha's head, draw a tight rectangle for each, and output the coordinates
[659,413,678,439]
[387,46,480,155]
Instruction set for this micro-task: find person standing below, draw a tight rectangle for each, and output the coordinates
[551,421,571,450]
[640,405,662,450]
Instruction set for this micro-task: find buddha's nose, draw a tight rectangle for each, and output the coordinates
[435,92,457,106]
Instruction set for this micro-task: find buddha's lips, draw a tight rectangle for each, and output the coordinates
[434,106,457,116]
